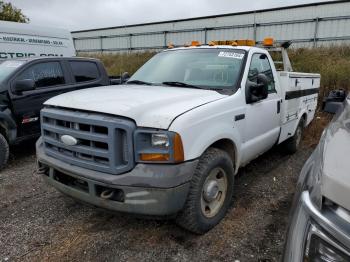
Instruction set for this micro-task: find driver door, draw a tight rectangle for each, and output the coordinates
[241,53,281,164]
[10,61,68,138]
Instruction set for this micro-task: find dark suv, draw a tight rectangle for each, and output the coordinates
[0,57,112,169]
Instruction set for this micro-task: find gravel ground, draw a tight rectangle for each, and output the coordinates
[0,140,314,262]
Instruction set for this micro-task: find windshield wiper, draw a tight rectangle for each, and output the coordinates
[127,80,154,85]
[162,81,204,90]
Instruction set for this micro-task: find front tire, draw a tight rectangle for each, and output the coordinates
[176,148,234,234]
[0,133,9,170]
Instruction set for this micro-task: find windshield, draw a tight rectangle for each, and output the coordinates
[129,48,246,90]
[0,60,26,83]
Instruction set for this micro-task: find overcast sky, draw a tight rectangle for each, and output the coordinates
[8,0,334,31]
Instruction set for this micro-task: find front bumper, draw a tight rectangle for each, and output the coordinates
[283,191,350,261]
[36,138,198,216]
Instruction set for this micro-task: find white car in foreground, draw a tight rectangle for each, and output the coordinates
[284,90,350,261]
[36,39,320,233]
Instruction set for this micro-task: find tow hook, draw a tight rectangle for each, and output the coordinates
[100,189,115,200]
[37,165,49,176]
[97,186,125,202]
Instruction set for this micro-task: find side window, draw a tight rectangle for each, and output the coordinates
[248,54,276,93]
[17,62,65,88]
[69,61,100,82]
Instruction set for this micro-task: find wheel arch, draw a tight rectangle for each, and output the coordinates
[301,112,307,127]
[0,110,17,143]
[206,138,239,174]
[0,121,8,140]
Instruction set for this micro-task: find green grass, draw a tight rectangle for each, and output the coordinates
[81,51,156,76]
[289,45,350,98]
[282,46,350,146]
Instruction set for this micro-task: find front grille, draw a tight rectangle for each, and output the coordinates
[41,107,135,175]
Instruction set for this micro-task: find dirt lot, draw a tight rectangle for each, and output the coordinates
[0,140,314,262]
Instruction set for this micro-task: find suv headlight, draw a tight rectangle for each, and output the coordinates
[304,224,350,261]
[134,130,184,163]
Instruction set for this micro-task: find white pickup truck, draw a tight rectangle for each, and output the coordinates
[36,39,320,234]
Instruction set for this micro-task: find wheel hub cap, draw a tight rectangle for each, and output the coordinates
[200,167,228,218]
[203,180,219,202]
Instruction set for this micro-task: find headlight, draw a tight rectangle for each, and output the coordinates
[284,191,350,262]
[151,133,170,148]
[304,225,350,261]
[134,130,184,163]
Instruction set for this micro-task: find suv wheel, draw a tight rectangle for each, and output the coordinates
[0,133,9,170]
[176,147,234,234]
[283,119,304,154]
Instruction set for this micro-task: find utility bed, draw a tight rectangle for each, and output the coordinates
[278,71,320,143]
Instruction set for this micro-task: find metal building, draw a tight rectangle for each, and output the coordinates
[72,0,350,53]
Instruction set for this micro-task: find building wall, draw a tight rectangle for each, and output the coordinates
[72,1,350,53]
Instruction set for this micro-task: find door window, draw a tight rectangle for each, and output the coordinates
[248,54,276,93]
[69,61,100,82]
[17,62,65,88]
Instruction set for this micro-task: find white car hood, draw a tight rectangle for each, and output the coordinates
[44,84,227,129]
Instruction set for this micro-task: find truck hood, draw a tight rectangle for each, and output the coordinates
[44,84,227,129]
[321,98,350,211]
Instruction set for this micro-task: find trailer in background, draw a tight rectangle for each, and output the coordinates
[0,21,75,60]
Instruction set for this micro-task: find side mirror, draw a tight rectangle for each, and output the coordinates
[120,72,130,84]
[246,73,269,103]
[322,89,346,114]
[13,79,35,94]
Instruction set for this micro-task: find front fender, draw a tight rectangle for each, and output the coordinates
[169,94,246,173]
[187,128,242,174]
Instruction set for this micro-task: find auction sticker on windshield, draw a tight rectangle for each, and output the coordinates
[218,52,244,59]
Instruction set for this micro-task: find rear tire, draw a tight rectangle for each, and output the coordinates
[176,147,234,234]
[283,119,304,154]
[0,133,9,171]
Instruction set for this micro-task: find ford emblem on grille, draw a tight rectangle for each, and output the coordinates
[60,135,78,146]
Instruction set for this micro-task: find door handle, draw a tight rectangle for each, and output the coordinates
[295,79,300,87]
[277,100,281,114]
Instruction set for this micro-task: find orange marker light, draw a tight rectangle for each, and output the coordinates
[173,133,184,163]
[246,39,256,46]
[263,37,274,46]
[236,39,256,46]
[191,41,201,47]
[140,153,170,162]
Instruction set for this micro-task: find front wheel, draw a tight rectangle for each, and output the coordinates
[176,148,234,234]
[0,133,9,170]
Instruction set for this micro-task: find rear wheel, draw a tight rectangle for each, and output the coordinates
[0,133,9,170]
[283,119,304,154]
[176,148,234,234]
